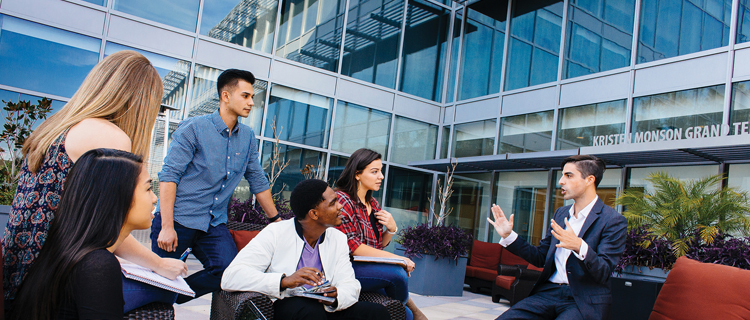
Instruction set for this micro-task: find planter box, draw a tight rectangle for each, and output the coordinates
[407,253,467,296]
[0,205,10,238]
[610,269,667,320]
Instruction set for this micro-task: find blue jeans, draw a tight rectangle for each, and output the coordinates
[150,214,237,303]
[123,276,178,312]
[352,262,412,320]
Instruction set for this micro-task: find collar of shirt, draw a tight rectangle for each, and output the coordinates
[567,195,598,222]
[549,195,598,284]
[294,218,327,244]
[210,110,239,136]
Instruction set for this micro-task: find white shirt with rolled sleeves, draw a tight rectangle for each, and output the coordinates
[221,219,360,312]
[499,196,598,284]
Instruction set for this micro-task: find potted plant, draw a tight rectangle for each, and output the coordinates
[395,161,473,296]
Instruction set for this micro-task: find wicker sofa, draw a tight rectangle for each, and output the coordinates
[210,220,406,320]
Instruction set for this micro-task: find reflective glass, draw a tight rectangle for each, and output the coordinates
[399,0,451,102]
[632,85,724,142]
[330,100,391,156]
[82,0,107,6]
[200,0,278,53]
[738,0,750,43]
[457,6,506,100]
[504,1,563,91]
[188,64,267,132]
[276,0,345,72]
[443,173,492,241]
[638,0,731,63]
[112,0,200,32]
[0,89,66,129]
[498,111,553,154]
[628,165,719,193]
[0,15,100,98]
[327,154,348,186]
[552,168,621,222]
[149,120,179,196]
[452,119,495,158]
[384,167,432,238]
[341,0,404,88]
[264,85,332,148]
[728,163,750,193]
[491,171,549,245]
[730,80,750,135]
[440,126,450,159]
[390,116,438,164]
[445,11,462,103]
[556,100,626,149]
[563,0,635,79]
[261,141,326,199]
[105,43,191,119]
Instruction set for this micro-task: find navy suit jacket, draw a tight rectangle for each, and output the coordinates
[505,198,627,320]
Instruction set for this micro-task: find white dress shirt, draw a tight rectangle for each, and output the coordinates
[499,196,598,284]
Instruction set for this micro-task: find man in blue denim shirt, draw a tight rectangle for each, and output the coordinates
[150,69,279,303]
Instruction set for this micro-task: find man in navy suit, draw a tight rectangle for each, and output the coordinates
[489,155,627,320]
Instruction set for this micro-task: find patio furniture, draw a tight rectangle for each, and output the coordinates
[491,263,543,305]
[124,302,175,320]
[210,220,407,320]
[464,240,530,294]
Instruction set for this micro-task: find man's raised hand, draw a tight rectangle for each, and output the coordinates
[487,204,514,238]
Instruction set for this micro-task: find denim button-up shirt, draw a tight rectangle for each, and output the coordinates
[157,110,269,231]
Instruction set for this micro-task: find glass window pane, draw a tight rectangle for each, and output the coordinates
[0,89,66,130]
[551,168,622,224]
[457,7,506,100]
[504,2,563,91]
[261,142,326,199]
[200,0,279,53]
[390,116,438,164]
[82,0,107,6]
[445,10,462,103]
[105,42,191,119]
[112,0,200,32]
[498,111,553,154]
[327,154,348,186]
[0,15,100,98]
[330,101,391,156]
[728,163,750,193]
[638,0,731,63]
[276,0,345,72]
[730,80,750,135]
[632,85,724,142]
[440,126,450,159]
[264,84,332,148]
[556,100,626,149]
[452,119,496,157]
[149,120,179,197]
[341,0,404,89]
[188,64,267,132]
[384,167,432,239]
[628,165,718,193]
[738,0,750,43]
[492,171,550,245]
[563,0,635,79]
[399,0,450,102]
[443,173,492,241]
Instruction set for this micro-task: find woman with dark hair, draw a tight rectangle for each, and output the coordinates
[10,149,161,320]
[335,148,426,320]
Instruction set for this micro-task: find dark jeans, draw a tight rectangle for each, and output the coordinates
[273,297,390,320]
[122,276,178,312]
[352,262,412,320]
[150,214,237,303]
[496,282,583,320]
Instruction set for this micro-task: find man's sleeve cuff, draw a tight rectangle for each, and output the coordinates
[498,231,518,247]
[573,240,588,260]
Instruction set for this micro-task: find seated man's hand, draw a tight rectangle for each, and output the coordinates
[318,286,338,306]
[280,267,325,289]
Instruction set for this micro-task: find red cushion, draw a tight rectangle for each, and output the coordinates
[229,230,260,252]
[649,257,750,320]
[473,267,501,281]
[469,240,503,270]
[465,266,480,278]
[494,275,515,290]
[500,249,529,267]
[527,263,544,272]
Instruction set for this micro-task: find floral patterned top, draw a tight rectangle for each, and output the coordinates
[335,190,385,252]
[2,130,71,302]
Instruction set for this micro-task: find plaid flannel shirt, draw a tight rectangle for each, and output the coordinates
[335,190,385,252]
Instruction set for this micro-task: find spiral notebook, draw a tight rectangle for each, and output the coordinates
[120,263,195,297]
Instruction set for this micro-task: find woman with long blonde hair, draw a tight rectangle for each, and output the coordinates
[2,50,187,312]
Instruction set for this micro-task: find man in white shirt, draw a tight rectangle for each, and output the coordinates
[488,155,627,320]
[221,179,389,320]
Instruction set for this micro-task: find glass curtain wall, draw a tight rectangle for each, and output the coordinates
[443,173,492,241]
[399,0,451,102]
[498,111,554,154]
[628,165,719,193]
[0,15,100,98]
[261,141,327,198]
[149,120,179,196]
[631,85,725,142]
[390,116,438,165]
[638,0,731,64]
[552,168,622,216]
[276,0,346,72]
[491,171,549,245]
[738,0,750,43]
[383,167,432,249]
[728,164,750,191]
[341,0,404,89]
[264,85,333,147]
[440,126,451,159]
[452,119,496,157]
[730,80,750,129]
[82,0,107,6]
[504,1,564,91]
[200,0,279,53]
[112,0,201,32]
[563,0,635,79]
[556,100,627,149]
[457,6,506,100]
[330,101,391,156]
[445,10,463,103]
[0,90,66,127]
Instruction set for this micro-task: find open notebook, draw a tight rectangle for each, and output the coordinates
[121,263,195,297]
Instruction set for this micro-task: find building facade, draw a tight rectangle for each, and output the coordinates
[2,0,750,246]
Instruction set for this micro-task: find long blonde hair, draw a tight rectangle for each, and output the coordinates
[23,50,162,173]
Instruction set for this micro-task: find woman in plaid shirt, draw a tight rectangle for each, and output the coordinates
[334,148,427,320]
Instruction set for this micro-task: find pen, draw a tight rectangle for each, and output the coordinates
[179,248,192,261]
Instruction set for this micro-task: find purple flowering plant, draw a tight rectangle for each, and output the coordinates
[228,194,294,226]
[396,223,473,261]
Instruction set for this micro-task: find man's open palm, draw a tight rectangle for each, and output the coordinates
[488,204,514,238]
